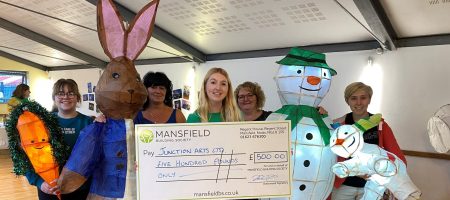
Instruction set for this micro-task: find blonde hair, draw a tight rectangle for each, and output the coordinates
[344,82,373,103]
[197,68,241,122]
[234,81,266,110]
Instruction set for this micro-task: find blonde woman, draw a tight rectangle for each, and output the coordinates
[234,81,272,121]
[331,82,405,200]
[187,67,241,122]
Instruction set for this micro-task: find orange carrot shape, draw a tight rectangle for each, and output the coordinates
[6,101,68,200]
[17,111,60,198]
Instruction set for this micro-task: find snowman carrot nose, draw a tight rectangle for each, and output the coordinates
[307,76,321,85]
[335,139,345,145]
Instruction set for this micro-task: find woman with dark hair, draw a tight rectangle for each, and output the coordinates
[134,72,186,124]
[7,83,31,112]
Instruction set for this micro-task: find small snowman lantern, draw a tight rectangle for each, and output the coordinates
[330,114,421,200]
[266,48,337,200]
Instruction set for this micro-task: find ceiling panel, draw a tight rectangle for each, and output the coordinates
[0,0,186,62]
[117,0,373,54]
[381,0,450,38]
[0,28,88,67]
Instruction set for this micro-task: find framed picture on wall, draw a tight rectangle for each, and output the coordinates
[89,103,94,111]
[89,94,95,101]
[173,89,182,99]
[87,82,92,93]
[182,99,190,111]
[83,94,88,101]
[173,99,181,110]
[183,85,190,100]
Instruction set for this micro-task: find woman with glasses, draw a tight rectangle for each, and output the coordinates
[234,81,272,121]
[25,79,93,200]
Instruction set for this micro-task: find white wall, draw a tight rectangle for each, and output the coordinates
[200,45,450,200]
[49,68,102,116]
[135,63,198,118]
[49,63,197,117]
[49,44,450,199]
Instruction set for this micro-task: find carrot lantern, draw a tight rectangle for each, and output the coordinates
[6,101,67,199]
[17,111,59,191]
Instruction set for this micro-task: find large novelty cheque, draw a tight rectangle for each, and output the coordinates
[136,121,291,200]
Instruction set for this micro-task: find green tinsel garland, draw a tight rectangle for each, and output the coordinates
[5,100,69,176]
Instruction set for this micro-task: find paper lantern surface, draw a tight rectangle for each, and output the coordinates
[265,48,336,200]
[329,116,422,200]
[58,0,159,199]
[17,111,59,188]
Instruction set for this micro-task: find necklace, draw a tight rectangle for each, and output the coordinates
[144,108,169,124]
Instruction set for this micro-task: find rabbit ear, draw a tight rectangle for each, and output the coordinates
[97,0,126,59]
[125,0,159,61]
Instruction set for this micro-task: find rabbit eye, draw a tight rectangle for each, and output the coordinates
[112,73,120,79]
[136,76,141,82]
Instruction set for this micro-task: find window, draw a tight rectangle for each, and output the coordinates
[0,71,27,103]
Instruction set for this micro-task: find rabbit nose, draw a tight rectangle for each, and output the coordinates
[128,89,134,94]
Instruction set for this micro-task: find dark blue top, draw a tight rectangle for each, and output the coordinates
[134,109,177,124]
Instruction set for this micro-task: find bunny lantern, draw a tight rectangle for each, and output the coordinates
[57,0,159,199]
[330,114,421,200]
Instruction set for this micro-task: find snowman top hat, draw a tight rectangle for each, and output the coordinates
[277,47,337,76]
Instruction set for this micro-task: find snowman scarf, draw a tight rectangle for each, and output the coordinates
[274,105,331,145]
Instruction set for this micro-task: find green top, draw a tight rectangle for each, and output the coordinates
[187,111,223,123]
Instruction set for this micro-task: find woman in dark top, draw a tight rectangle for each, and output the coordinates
[234,81,272,121]
[134,72,185,124]
[26,79,93,200]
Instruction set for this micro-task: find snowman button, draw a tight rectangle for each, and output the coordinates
[303,160,310,167]
[306,133,313,140]
[299,184,306,191]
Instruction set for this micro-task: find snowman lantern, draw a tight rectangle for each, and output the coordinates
[266,48,337,200]
[330,114,421,200]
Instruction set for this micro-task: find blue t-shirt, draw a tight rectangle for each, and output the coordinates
[58,112,94,152]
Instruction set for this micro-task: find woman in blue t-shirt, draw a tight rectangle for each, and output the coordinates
[25,79,93,200]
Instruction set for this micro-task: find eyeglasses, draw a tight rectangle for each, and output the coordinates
[237,94,255,101]
[56,92,76,98]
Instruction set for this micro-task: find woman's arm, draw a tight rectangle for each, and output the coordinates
[176,110,186,123]
[380,121,407,165]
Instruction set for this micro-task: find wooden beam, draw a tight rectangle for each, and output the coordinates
[403,150,450,161]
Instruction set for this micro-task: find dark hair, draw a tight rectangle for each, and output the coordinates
[12,84,30,99]
[52,79,81,103]
[142,72,173,109]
